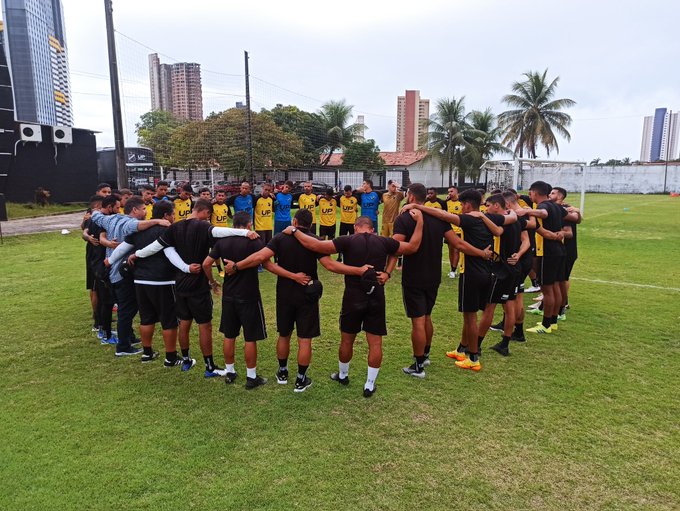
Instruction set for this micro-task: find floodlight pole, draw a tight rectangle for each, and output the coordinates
[663,110,671,194]
[104,0,127,189]
[244,51,254,184]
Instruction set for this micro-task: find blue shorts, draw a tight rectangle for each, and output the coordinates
[274,220,290,235]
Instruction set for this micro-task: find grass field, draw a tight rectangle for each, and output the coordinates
[6,202,86,219]
[1,194,679,510]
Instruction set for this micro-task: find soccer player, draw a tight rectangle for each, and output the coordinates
[131,199,258,375]
[153,180,170,202]
[287,212,425,397]
[274,180,294,234]
[550,186,582,317]
[173,183,194,222]
[253,183,274,243]
[118,188,133,214]
[336,185,358,262]
[198,187,212,201]
[381,180,404,237]
[227,182,256,220]
[445,186,463,278]
[93,196,171,357]
[202,212,268,389]
[318,188,338,240]
[424,188,446,209]
[211,190,232,277]
[387,184,494,377]
[355,179,381,230]
[96,183,112,197]
[141,184,155,220]
[298,181,318,235]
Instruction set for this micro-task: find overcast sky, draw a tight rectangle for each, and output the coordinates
[7,0,680,161]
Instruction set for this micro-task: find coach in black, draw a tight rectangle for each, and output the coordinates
[288,212,424,397]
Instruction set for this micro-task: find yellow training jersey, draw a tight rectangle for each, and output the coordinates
[119,206,125,215]
[145,203,153,220]
[535,216,544,256]
[447,199,463,234]
[254,196,274,231]
[318,197,337,227]
[424,200,443,209]
[211,203,230,227]
[480,204,488,213]
[173,198,193,222]
[299,193,317,222]
[339,195,358,224]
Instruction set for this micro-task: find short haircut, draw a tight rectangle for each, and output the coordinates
[141,184,155,192]
[198,187,210,194]
[124,196,144,214]
[157,180,169,187]
[97,182,111,191]
[489,188,502,195]
[355,216,374,229]
[325,187,334,195]
[181,183,193,193]
[344,185,352,192]
[152,200,174,219]
[487,193,506,209]
[504,188,517,195]
[364,179,373,188]
[284,180,294,188]
[193,198,212,214]
[387,179,393,185]
[448,186,458,191]
[232,211,251,228]
[118,188,133,196]
[102,195,119,209]
[241,181,250,187]
[408,183,427,203]
[89,194,103,206]
[427,187,436,193]
[553,187,567,199]
[476,188,486,195]
[502,191,518,204]
[294,208,313,228]
[529,181,552,196]
[215,190,226,196]
[459,189,482,209]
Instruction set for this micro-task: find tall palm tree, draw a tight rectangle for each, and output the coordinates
[498,69,575,158]
[466,108,513,181]
[318,100,362,165]
[419,97,480,186]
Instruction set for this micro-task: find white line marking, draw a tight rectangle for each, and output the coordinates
[570,277,680,292]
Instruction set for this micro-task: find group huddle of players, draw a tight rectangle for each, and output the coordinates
[81,177,580,397]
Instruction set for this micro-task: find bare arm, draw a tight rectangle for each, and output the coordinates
[287,227,337,255]
[262,260,310,286]
[230,247,276,271]
[564,211,580,223]
[444,230,491,259]
[385,233,406,274]
[404,203,460,225]
[508,231,531,266]
[523,207,548,219]
[99,231,120,249]
[536,226,563,241]
[319,256,370,276]
[136,218,171,231]
[562,225,574,240]
[107,241,134,265]
[466,211,503,236]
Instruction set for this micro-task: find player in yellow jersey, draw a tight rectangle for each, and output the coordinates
[318,188,337,239]
[254,183,274,243]
[173,183,194,221]
[445,186,463,278]
[141,184,155,220]
[211,190,232,276]
[424,187,446,209]
[298,181,317,234]
[336,185,359,262]
[198,187,212,202]
[118,188,133,214]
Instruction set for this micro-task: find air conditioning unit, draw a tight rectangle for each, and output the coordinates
[52,126,72,144]
[20,123,42,143]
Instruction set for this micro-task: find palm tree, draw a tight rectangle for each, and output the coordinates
[419,97,480,186]
[318,100,362,166]
[498,69,575,158]
[465,108,513,182]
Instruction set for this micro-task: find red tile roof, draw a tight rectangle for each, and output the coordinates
[320,151,428,167]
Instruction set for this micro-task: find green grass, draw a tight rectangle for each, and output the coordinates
[6,202,86,219]
[1,194,678,510]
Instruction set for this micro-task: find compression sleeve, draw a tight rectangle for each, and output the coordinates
[163,247,191,273]
[135,240,164,258]
[211,227,250,238]
[108,241,134,265]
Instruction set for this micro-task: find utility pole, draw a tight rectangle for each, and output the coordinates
[663,110,671,194]
[104,0,127,189]
[244,51,254,184]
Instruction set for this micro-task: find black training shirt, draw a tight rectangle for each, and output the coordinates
[499,218,522,260]
[209,237,264,302]
[537,200,567,256]
[393,211,451,289]
[85,219,107,278]
[125,225,175,283]
[333,233,400,290]
[458,213,505,275]
[267,230,321,297]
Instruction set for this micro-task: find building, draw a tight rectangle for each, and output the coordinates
[2,0,73,126]
[354,115,365,142]
[148,53,203,121]
[396,90,429,152]
[640,108,679,162]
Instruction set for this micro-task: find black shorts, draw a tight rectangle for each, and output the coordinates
[256,230,273,245]
[402,285,439,318]
[564,256,577,280]
[86,265,95,290]
[135,284,178,330]
[517,256,533,292]
[176,292,213,324]
[277,296,320,338]
[537,256,565,286]
[94,278,114,304]
[458,272,492,312]
[319,225,336,240]
[220,298,267,341]
[339,222,354,236]
[340,287,387,336]
[488,272,517,304]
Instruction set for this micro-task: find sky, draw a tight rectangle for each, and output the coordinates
[5,0,680,162]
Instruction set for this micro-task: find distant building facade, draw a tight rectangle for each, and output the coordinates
[2,0,73,126]
[354,115,365,142]
[640,108,679,162]
[396,90,429,152]
[148,53,203,121]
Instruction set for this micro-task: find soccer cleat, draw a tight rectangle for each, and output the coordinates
[363,386,376,398]
[558,314,566,321]
[455,357,481,371]
[533,294,544,302]
[510,334,526,343]
[446,349,467,361]
[97,328,104,340]
[141,351,159,363]
[526,324,552,334]
[330,372,349,386]
[205,367,228,378]
[423,356,431,367]
[448,271,457,279]
[528,307,543,315]
[550,323,558,331]
[489,320,504,332]
[275,369,289,385]
[92,325,99,332]
[164,358,182,368]
[224,372,238,384]
[294,376,313,393]
[490,343,510,357]
[402,363,426,379]
[525,285,541,293]
[245,375,267,390]
[115,346,142,357]
[181,358,196,372]
[101,335,118,345]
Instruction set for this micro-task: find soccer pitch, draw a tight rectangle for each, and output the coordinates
[1,194,678,510]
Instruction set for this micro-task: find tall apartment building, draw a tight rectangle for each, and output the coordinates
[354,114,365,142]
[2,0,73,126]
[396,90,429,152]
[148,53,202,121]
[640,108,679,162]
